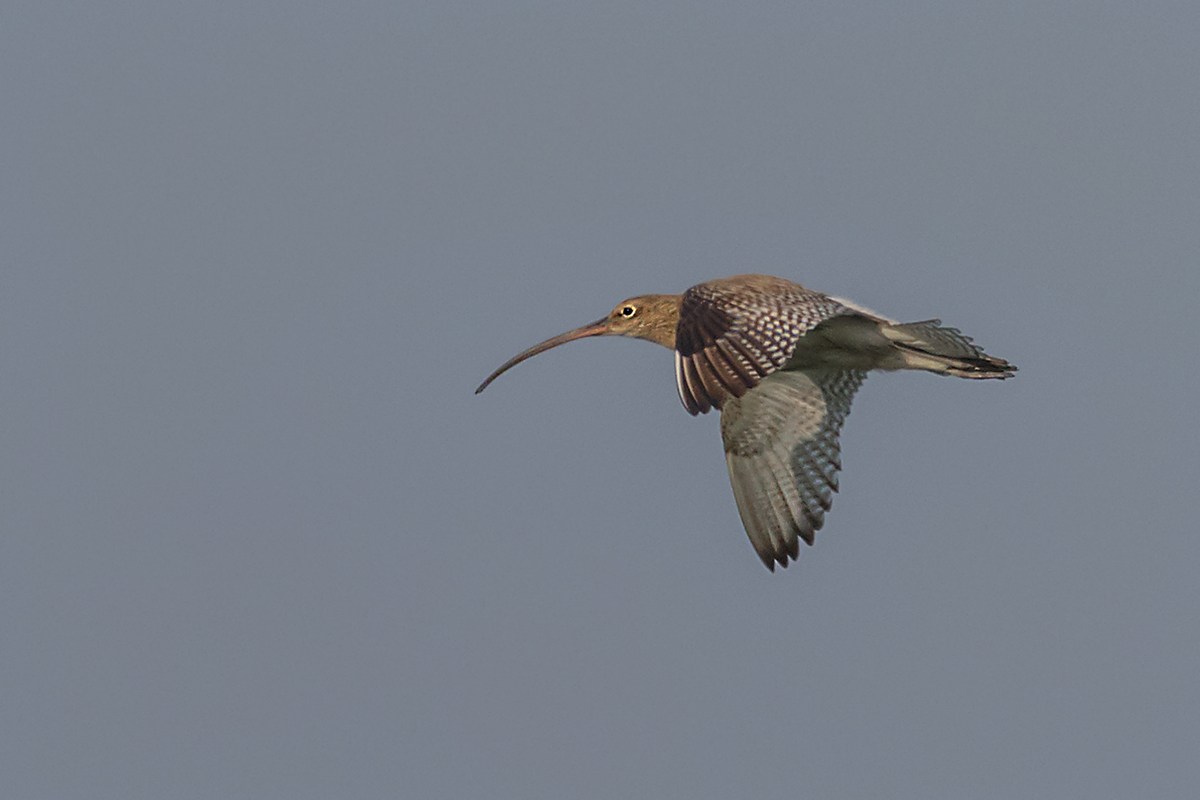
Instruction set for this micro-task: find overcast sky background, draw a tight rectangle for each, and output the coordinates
[3,2,1198,798]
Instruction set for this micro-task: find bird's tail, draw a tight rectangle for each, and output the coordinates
[881,320,1016,379]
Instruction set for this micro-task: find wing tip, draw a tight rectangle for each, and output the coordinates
[755,528,818,572]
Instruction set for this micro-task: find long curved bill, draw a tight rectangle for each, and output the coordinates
[475,317,610,394]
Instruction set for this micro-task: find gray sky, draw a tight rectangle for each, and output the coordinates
[3,2,1198,798]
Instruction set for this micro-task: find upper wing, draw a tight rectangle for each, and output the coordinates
[674,275,849,415]
[720,369,866,571]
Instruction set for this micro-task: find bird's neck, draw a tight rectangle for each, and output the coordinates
[631,294,682,350]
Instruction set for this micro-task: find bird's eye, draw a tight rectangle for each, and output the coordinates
[621,305,637,317]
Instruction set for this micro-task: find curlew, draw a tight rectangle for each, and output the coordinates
[476,274,1015,571]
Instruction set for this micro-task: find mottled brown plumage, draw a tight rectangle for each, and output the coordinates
[477,274,1015,572]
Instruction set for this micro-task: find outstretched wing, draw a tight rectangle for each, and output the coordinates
[720,369,866,571]
[674,275,849,415]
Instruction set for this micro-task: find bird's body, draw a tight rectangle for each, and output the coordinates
[477,274,1014,571]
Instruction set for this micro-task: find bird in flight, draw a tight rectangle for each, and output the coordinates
[476,274,1015,571]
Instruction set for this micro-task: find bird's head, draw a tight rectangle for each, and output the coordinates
[599,294,681,344]
[475,293,681,394]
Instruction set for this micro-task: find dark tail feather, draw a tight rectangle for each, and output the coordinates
[884,320,1016,379]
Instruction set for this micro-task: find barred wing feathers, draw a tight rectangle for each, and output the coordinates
[720,370,866,571]
[674,275,849,415]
